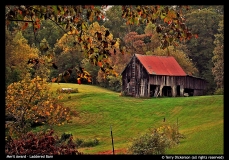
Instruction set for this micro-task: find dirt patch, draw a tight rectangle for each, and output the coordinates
[96,148,127,155]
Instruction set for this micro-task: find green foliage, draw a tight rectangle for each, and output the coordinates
[212,19,224,91]
[214,88,223,95]
[107,75,122,92]
[59,132,73,142]
[75,138,99,148]
[103,5,129,42]
[5,67,21,86]
[185,7,222,93]
[58,133,100,148]
[5,30,40,87]
[127,124,185,155]
[22,19,65,49]
[97,74,122,92]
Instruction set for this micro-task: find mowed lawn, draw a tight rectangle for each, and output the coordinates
[44,83,224,154]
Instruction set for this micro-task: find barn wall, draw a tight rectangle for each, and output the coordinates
[122,64,132,96]
[121,56,149,97]
[193,89,204,96]
[183,76,206,90]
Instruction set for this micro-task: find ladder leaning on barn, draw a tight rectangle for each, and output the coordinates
[131,56,136,96]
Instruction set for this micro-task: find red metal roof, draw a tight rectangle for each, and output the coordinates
[135,54,187,76]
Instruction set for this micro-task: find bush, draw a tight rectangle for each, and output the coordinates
[75,138,99,148]
[5,129,82,155]
[127,131,168,155]
[127,124,185,155]
[59,132,73,142]
[214,88,224,95]
[5,76,71,137]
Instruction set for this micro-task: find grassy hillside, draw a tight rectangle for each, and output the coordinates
[39,83,224,154]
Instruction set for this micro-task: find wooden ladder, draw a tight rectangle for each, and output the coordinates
[131,56,136,96]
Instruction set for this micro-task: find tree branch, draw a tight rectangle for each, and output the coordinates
[7,19,33,22]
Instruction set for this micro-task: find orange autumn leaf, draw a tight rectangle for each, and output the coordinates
[22,22,28,30]
[97,61,102,67]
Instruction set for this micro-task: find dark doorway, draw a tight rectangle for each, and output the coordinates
[162,86,172,97]
[177,85,180,96]
[184,88,194,96]
[150,85,156,97]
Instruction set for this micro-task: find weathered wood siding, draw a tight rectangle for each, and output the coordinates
[183,76,206,90]
[148,76,206,90]
[122,56,149,97]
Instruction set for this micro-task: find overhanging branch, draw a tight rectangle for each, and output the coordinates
[7,19,34,23]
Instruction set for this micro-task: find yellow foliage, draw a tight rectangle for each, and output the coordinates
[5,76,71,137]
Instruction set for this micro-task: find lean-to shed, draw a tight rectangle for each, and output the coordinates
[121,54,207,97]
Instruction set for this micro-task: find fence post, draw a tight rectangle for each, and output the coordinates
[110,125,115,155]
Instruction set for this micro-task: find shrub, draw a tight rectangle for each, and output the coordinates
[5,76,71,137]
[127,124,185,155]
[214,88,224,95]
[5,129,82,155]
[75,138,99,148]
[59,133,73,142]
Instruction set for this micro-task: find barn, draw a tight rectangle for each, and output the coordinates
[121,54,207,97]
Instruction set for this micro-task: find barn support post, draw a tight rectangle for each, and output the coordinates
[180,85,184,96]
[153,85,159,97]
[172,85,177,97]
[148,81,150,97]
[159,85,163,97]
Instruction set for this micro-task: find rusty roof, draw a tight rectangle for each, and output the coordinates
[135,54,187,76]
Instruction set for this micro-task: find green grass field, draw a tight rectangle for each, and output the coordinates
[40,83,224,154]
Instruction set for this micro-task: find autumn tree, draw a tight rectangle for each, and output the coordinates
[5,5,197,76]
[51,33,85,83]
[212,19,224,94]
[98,51,132,91]
[96,45,133,91]
[144,22,161,52]
[5,75,71,137]
[5,30,40,87]
[124,31,152,55]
